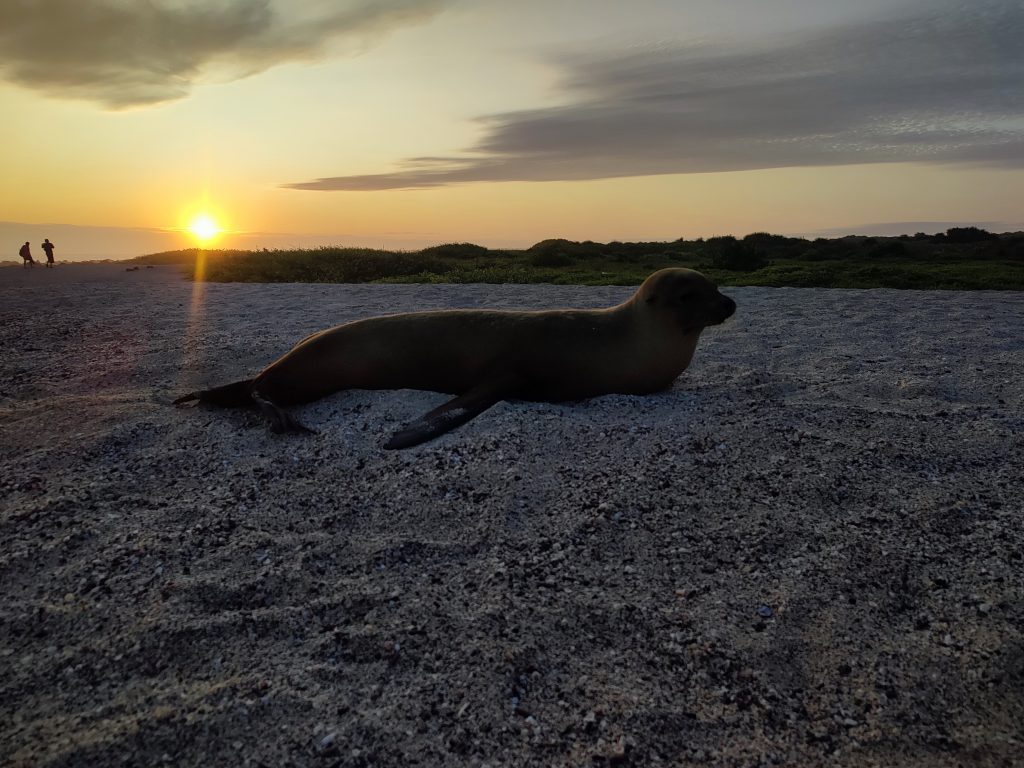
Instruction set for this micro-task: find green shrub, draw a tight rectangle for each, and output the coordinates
[799,249,826,261]
[997,236,1024,261]
[705,236,770,271]
[419,242,489,259]
[529,251,574,267]
[865,241,908,258]
[135,234,1024,290]
[943,227,998,243]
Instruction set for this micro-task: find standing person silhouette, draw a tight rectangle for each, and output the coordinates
[19,242,35,267]
[41,238,55,268]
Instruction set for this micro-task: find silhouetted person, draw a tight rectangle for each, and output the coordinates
[41,238,55,268]
[19,241,35,267]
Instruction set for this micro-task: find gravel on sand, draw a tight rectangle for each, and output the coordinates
[1,264,1022,766]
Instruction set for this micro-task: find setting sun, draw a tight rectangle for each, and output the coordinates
[188,214,221,244]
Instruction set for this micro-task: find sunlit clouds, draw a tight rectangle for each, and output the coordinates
[286,0,1024,190]
[0,0,449,108]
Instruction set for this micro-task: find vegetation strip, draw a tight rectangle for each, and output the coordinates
[134,228,1024,290]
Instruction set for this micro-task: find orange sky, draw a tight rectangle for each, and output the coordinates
[1,0,1021,259]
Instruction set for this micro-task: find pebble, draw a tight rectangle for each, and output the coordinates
[609,735,628,762]
[319,732,338,752]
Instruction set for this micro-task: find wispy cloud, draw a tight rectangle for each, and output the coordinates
[0,0,447,109]
[287,0,1024,191]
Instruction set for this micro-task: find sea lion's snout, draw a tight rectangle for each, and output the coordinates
[700,290,736,326]
[718,294,736,321]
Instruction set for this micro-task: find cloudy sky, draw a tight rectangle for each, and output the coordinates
[2,0,1022,258]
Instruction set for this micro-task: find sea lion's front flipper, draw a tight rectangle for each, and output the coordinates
[384,382,510,450]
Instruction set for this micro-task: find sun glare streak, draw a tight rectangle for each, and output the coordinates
[181,206,215,380]
[178,247,210,396]
[179,212,213,394]
[189,249,207,336]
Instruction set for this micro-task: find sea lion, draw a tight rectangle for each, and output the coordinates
[174,268,736,449]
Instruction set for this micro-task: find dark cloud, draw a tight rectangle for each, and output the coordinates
[0,0,446,108]
[287,0,1024,190]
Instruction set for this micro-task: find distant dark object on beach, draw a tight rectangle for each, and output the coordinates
[19,241,36,268]
[41,238,55,268]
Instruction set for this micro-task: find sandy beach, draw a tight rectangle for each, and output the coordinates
[1,263,1022,767]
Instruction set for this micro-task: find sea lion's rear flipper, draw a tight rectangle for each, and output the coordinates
[252,391,317,435]
[384,383,510,450]
[174,379,254,407]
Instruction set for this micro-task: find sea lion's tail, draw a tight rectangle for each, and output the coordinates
[173,379,254,407]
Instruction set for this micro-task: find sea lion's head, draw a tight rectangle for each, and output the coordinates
[636,268,736,330]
